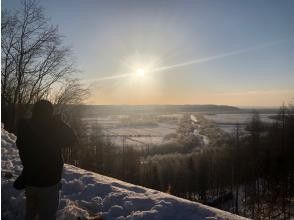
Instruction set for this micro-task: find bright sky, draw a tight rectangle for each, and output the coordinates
[3,0,294,106]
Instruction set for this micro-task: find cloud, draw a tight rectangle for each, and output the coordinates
[152,39,287,72]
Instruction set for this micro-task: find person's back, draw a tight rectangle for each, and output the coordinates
[16,100,77,219]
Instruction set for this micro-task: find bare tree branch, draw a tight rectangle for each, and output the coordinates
[1,0,75,107]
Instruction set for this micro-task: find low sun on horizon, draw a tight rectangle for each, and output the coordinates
[136,68,145,77]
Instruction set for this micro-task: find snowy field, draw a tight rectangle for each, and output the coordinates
[82,111,277,144]
[82,113,211,147]
[1,126,248,220]
[204,113,275,133]
[82,114,181,146]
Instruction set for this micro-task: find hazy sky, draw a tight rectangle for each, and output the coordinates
[3,0,294,106]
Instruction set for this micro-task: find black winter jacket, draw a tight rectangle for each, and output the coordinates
[16,117,76,187]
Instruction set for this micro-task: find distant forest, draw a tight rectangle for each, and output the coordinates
[78,104,241,117]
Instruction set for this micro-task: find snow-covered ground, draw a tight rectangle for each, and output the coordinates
[82,114,211,147]
[1,126,248,220]
[82,116,179,146]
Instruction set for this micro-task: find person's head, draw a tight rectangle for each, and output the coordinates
[32,100,54,121]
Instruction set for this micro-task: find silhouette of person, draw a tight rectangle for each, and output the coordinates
[15,100,77,220]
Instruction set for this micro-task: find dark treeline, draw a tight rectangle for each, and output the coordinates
[64,104,294,219]
[80,104,240,117]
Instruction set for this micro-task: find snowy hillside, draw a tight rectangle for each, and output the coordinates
[1,126,248,220]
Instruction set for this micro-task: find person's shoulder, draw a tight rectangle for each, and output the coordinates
[18,118,31,128]
[52,115,67,128]
[51,115,77,145]
[51,115,73,134]
[16,118,33,136]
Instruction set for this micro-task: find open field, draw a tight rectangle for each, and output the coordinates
[82,114,182,146]
[80,106,279,147]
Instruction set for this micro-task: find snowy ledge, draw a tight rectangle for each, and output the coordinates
[1,126,248,220]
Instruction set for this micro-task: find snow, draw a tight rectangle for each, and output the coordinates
[190,114,210,146]
[104,122,177,146]
[83,114,211,148]
[190,115,198,123]
[1,125,248,220]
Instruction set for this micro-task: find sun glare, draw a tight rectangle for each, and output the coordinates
[136,68,145,77]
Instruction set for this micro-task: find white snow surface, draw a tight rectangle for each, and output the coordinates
[1,126,248,220]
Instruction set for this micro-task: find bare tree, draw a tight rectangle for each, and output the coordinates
[52,78,90,121]
[53,78,89,106]
[1,0,75,130]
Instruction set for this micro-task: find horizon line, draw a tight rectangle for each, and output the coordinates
[78,103,281,108]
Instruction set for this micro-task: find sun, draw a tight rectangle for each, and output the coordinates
[136,68,145,77]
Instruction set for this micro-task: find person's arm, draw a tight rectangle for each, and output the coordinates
[61,122,77,147]
[54,115,78,147]
[54,116,79,162]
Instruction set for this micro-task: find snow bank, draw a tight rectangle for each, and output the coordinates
[1,126,248,220]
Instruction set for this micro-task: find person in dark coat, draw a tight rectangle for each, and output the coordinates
[15,100,77,220]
